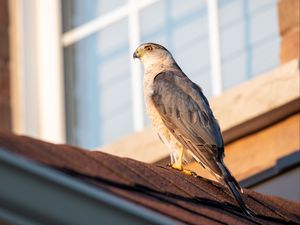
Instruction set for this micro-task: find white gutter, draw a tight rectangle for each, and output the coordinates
[0,148,181,225]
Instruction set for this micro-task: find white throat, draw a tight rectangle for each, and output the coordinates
[142,54,175,75]
[141,53,178,100]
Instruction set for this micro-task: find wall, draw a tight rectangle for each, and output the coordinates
[0,0,11,132]
[278,0,300,63]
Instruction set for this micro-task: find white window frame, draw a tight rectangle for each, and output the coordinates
[9,0,65,143]
[207,0,223,96]
[9,0,222,144]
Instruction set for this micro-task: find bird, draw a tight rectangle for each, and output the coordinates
[133,42,254,217]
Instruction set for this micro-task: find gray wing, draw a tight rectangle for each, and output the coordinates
[151,71,224,176]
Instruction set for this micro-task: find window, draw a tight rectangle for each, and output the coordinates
[12,0,279,149]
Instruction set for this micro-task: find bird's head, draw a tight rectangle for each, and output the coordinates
[133,43,174,68]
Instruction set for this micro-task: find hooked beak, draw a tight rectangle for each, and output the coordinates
[133,51,139,59]
[133,49,142,59]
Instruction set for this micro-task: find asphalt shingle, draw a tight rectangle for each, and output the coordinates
[0,132,299,225]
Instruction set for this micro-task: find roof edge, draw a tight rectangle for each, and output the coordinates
[240,150,300,188]
[223,98,300,144]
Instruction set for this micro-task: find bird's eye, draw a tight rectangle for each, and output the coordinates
[145,45,153,51]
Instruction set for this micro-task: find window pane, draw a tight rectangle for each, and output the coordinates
[64,19,132,149]
[219,0,279,90]
[140,0,212,96]
[62,0,127,32]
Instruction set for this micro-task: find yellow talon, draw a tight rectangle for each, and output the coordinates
[169,164,196,176]
[171,164,183,171]
[182,169,193,176]
[167,148,197,176]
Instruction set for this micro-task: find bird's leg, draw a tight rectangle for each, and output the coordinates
[169,147,195,176]
[171,147,184,170]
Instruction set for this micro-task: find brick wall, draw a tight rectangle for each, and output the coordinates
[0,0,11,131]
[278,0,300,63]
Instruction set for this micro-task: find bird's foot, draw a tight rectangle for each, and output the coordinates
[167,163,197,176]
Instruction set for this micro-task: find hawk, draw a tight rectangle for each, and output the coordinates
[133,42,253,217]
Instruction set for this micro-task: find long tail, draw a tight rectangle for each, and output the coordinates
[216,159,255,217]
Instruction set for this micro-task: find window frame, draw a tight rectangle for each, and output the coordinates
[9,0,65,143]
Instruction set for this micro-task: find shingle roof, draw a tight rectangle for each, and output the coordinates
[0,132,299,225]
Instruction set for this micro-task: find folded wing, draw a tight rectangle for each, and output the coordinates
[151,71,224,177]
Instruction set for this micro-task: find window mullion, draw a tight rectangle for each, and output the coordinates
[128,0,144,131]
[207,0,223,96]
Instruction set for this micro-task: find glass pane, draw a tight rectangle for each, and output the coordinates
[62,0,127,32]
[64,19,132,149]
[140,0,212,97]
[219,0,279,90]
